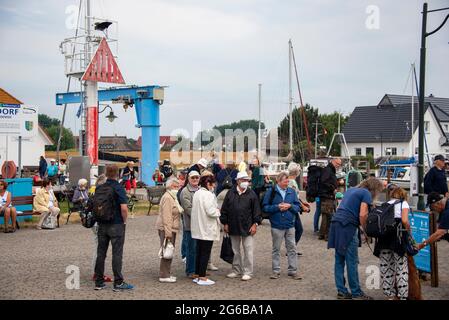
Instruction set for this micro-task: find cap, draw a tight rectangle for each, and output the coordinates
[236,171,250,180]
[197,158,208,168]
[427,192,443,207]
[434,154,445,162]
[188,170,200,178]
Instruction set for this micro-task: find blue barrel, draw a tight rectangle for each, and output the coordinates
[1,178,33,225]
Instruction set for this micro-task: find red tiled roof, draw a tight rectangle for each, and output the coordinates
[0,88,23,104]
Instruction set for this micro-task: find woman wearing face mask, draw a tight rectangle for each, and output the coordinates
[34,179,60,230]
[191,175,221,286]
[156,177,183,283]
[220,172,262,281]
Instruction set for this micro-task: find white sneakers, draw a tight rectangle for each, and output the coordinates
[226,272,239,279]
[197,279,215,286]
[241,275,252,281]
[207,263,219,271]
[159,276,177,283]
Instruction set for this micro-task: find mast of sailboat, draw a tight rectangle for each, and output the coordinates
[288,39,293,154]
[258,83,262,159]
[411,63,415,157]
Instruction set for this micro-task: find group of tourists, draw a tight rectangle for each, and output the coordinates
[37,156,67,186]
[2,152,449,299]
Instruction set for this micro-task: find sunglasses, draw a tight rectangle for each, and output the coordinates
[190,176,200,179]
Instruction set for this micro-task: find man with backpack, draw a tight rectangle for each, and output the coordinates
[94,165,134,292]
[318,158,341,241]
[216,160,238,195]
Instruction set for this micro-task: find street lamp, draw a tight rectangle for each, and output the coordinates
[99,105,117,123]
[417,3,449,210]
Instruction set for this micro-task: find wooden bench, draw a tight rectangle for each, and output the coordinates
[146,186,166,215]
[0,195,60,228]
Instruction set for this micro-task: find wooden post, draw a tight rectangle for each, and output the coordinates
[429,211,439,287]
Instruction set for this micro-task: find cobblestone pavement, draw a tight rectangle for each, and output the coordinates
[1,205,448,300]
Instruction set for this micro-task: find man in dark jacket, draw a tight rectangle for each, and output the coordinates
[220,172,262,281]
[424,155,449,197]
[318,157,341,241]
[262,172,302,280]
[216,160,239,195]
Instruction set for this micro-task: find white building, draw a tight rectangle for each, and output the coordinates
[0,127,54,168]
[0,88,54,168]
[343,94,449,160]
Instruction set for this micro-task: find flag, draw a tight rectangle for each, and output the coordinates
[76,104,82,118]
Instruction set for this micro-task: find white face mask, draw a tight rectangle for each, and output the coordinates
[239,182,249,190]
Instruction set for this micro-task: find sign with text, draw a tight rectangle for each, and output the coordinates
[0,104,38,138]
[409,211,431,273]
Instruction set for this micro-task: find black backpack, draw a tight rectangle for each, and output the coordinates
[92,184,116,223]
[365,200,401,238]
[306,165,323,202]
[221,170,234,189]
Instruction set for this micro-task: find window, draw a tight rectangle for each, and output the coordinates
[355,148,362,156]
[424,121,430,133]
[366,147,374,156]
[386,147,397,156]
[444,124,449,132]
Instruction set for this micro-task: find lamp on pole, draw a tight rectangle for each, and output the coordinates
[99,105,118,123]
[417,3,449,211]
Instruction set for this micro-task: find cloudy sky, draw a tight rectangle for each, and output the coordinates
[0,0,448,140]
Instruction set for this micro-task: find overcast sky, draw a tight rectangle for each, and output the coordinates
[1,0,448,140]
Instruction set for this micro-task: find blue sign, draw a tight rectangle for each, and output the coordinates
[409,211,431,273]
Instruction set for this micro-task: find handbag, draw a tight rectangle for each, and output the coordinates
[220,234,234,264]
[159,238,175,260]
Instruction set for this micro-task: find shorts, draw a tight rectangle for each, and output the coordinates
[125,179,137,191]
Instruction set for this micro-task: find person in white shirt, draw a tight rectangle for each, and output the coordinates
[191,175,221,286]
[373,184,411,300]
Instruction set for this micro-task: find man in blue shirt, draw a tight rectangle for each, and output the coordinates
[417,192,449,250]
[94,165,134,292]
[47,159,59,185]
[328,177,384,300]
[424,155,449,197]
[263,171,301,280]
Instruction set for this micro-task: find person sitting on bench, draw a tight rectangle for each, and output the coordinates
[34,179,60,230]
[73,178,89,208]
[0,180,17,233]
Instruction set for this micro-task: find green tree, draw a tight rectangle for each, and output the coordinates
[38,114,75,151]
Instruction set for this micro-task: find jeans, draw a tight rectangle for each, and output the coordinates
[230,235,254,276]
[334,230,362,296]
[294,214,303,244]
[313,197,321,232]
[271,227,297,274]
[95,223,126,286]
[181,220,188,259]
[184,230,197,275]
[92,224,99,273]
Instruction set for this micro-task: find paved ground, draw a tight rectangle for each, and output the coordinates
[1,204,448,300]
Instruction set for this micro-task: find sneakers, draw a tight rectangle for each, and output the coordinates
[94,283,106,291]
[337,292,353,300]
[92,274,113,282]
[241,275,252,281]
[182,257,187,264]
[207,263,219,271]
[288,273,303,280]
[192,278,199,283]
[226,272,240,279]
[197,279,215,286]
[112,282,134,292]
[270,273,280,279]
[352,292,374,300]
[159,277,176,283]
